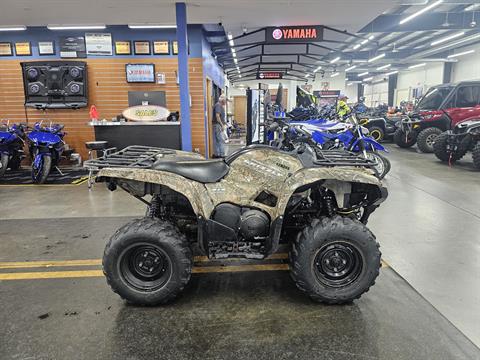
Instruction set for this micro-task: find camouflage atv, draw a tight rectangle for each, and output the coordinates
[85,144,388,305]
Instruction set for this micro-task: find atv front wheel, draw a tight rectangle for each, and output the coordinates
[103,217,192,305]
[290,216,381,304]
[367,126,385,142]
[417,127,442,153]
[393,128,416,148]
[472,143,480,170]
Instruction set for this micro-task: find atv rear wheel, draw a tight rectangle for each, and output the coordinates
[290,216,381,304]
[103,217,192,305]
[393,128,416,148]
[367,126,385,142]
[472,143,480,170]
[417,127,442,153]
[0,153,8,177]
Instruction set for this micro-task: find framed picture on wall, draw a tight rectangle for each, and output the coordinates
[133,41,151,55]
[172,41,189,55]
[0,42,13,56]
[38,41,55,55]
[153,41,170,55]
[115,41,131,55]
[15,42,32,56]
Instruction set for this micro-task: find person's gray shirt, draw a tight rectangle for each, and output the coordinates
[213,102,225,125]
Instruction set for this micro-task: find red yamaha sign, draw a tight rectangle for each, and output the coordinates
[256,72,283,80]
[266,25,323,43]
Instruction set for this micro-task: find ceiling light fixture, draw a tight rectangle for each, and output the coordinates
[128,24,175,29]
[0,26,26,31]
[363,77,373,81]
[447,49,475,58]
[376,64,391,70]
[331,72,340,77]
[347,82,354,86]
[345,65,357,71]
[368,35,375,40]
[358,71,369,77]
[465,4,480,11]
[314,66,322,72]
[305,74,310,78]
[385,70,399,76]
[330,57,340,64]
[368,53,386,62]
[233,58,238,64]
[353,44,361,50]
[48,25,106,30]
[399,0,443,25]
[431,32,465,46]
[408,63,426,69]
[361,39,369,45]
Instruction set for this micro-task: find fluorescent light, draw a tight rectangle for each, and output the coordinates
[231,48,236,55]
[330,56,340,64]
[447,49,475,58]
[239,75,242,78]
[433,33,480,53]
[0,26,26,31]
[368,35,375,40]
[227,33,233,40]
[347,82,354,86]
[431,32,465,46]
[363,77,373,81]
[229,39,234,47]
[368,53,386,63]
[331,72,340,78]
[345,65,357,71]
[314,66,322,72]
[465,4,480,11]
[399,0,443,25]
[408,63,426,69]
[305,74,310,78]
[48,25,106,30]
[361,39,369,45]
[358,71,369,77]
[386,70,399,76]
[353,44,361,50]
[128,24,176,29]
[376,64,391,70]
[233,58,238,64]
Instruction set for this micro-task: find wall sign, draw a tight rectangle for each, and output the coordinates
[266,25,323,43]
[38,41,55,55]
[122,105,170,122]
[156,72,166,84]
[15,42,31,56]
[172,41,178,55]
[60,36,86,58]
[0,42,13,56]
[85,33,112,55]
[126,63,155,83]
[153,41,170,55]
[115,41,131,55]
[134,41,151,55]
[257,71,283,80]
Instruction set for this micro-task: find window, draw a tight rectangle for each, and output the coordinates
[416,86,453,111]
[455,86,480,108]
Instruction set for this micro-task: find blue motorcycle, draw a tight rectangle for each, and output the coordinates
[27,122,66,184]
[0,122,27,178]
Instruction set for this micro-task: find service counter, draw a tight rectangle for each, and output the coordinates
[89,121,181,150]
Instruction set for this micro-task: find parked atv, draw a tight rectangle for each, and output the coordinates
[433,119,480,169]
[85,145,387,305]
[395,81,480,153]
[0,122,27,177]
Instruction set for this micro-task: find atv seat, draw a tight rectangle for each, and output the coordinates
[152,159,229,183]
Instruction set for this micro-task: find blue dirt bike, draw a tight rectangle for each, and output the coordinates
[27,122,66,184]
[0,122,27,178]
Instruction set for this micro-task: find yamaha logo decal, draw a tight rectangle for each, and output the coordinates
[272,28,283,40]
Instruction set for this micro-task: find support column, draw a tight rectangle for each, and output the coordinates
[388,73,398,107]
[176,2,192,151]
[443,62,453,84]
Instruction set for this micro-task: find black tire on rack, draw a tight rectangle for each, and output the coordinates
[393,128,417,148]
[290,216,381,304]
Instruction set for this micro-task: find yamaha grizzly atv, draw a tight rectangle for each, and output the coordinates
[433,119,480,169]
[85,144,387,305]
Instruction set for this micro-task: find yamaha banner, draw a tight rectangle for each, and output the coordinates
[266,25,324,43]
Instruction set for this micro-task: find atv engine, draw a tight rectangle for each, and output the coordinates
[212,203,270,241]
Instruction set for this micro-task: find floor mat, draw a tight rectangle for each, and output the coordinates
[0,167,88,185]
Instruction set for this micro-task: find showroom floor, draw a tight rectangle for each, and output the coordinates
[0,145,479,359]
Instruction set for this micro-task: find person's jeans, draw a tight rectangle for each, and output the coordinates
[213,123,226,157]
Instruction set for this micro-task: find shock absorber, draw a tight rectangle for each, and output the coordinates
[321,190,335,217]
[147,195,162,218]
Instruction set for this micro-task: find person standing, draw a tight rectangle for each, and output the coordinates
[212,95,227,158]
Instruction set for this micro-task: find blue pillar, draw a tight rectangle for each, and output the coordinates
[176,2,192,151]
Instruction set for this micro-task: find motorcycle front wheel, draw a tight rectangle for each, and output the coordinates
[365,152,391,180]
[32,155,52,184]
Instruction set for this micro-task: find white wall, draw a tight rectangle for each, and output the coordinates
[363,81,388,107]
[395,62,444,105]
[451,43,480,82]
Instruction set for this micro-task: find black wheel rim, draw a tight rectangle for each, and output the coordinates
[119,242,172,292]
[314,241,363,288]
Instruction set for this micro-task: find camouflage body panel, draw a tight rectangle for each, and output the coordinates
[98,147,381,219]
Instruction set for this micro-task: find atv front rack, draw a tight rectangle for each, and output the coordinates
[84,145,177,170]
[313,148,377,168]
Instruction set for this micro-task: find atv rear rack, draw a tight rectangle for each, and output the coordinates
[84,145,177,170]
